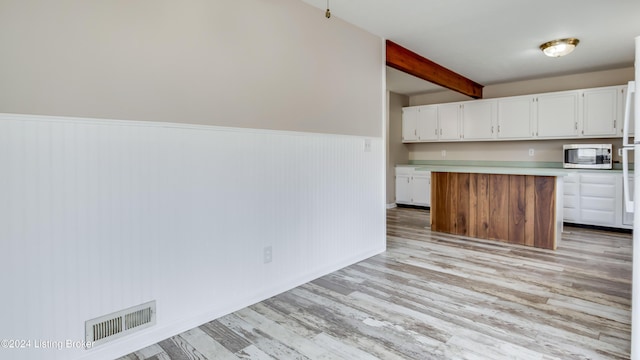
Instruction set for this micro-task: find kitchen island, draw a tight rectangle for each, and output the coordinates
[418,165,566,250]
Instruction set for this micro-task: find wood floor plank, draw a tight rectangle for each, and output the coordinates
[119,207,631,360]
[178,328,238,360]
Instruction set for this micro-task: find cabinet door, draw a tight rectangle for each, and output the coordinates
[536,91,579,138]
[416,106,438,141]
[582,87,618,136]
[411,172,431,206]
[462,100,497,140]
[395,174,411,204]
[402,107,418,142]
[438,103,461,140]
[579,173,617,226]
[497,96,534,139]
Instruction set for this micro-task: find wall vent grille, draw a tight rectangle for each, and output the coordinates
[85,300,156,347]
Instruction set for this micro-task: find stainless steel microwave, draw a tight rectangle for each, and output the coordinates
[563,144,612,169]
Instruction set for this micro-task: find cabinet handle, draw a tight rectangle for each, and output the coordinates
[440,129,442,135]
[414,129,417,136]
[491,126,494,134]
[435,129,438,135]
[574,122,577,130]
[614,120,617,129]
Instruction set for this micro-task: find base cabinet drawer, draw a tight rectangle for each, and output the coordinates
[581,209,616,226]
[563,208,580,222]
[580,197,616,212]
[580,183,616,198]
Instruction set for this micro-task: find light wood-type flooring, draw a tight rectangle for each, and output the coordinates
[120,207,632,360]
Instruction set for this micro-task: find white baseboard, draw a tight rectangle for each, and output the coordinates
[386,203,397,209]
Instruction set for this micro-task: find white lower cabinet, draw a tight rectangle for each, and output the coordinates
[395,167,431,207]
[395,173,411,204]
[579,173,618,227]
[562,171,633,229]
[410,172,431,206]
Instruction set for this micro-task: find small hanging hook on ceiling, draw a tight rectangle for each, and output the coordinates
[325,0,331,18]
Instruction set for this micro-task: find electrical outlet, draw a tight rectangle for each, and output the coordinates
[441,150,446,157]
[263,246,272,264]
[364,139,371,152]
[528,148,535,156]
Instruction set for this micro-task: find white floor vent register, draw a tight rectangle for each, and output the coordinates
[85,300,156,346]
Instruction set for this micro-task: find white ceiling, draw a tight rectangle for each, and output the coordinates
[300,0,640,95]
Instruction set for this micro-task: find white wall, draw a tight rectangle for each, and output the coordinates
[387,91,409,204]
[0,1,385,359]
[0,114,385,360]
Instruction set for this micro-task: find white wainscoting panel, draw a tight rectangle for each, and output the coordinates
[0,113,385,360]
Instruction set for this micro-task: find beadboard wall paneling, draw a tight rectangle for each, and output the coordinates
[0,113,385,360]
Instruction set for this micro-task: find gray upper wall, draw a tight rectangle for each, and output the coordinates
[0,0,383,137]
[410,67,634,106]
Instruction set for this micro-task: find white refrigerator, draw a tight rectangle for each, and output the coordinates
[622,35,640,360]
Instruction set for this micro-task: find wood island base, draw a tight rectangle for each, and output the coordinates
[430,172,561,250]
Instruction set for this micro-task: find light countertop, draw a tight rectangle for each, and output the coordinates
[395,162,629,176]
[404,164,569,176]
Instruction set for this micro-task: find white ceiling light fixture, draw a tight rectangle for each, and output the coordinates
[540,38,580,57]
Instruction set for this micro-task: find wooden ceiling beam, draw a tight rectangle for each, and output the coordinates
[386,40,483,99]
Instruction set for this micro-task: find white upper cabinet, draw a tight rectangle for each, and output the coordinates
[438,103,462,140]
[582,87,618,137]
[535,91,579,138]
[416,105,438,141]
[402,107,418,142]
[461,100,497,140]
[401,84,628,143]
[497,95,535,139]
